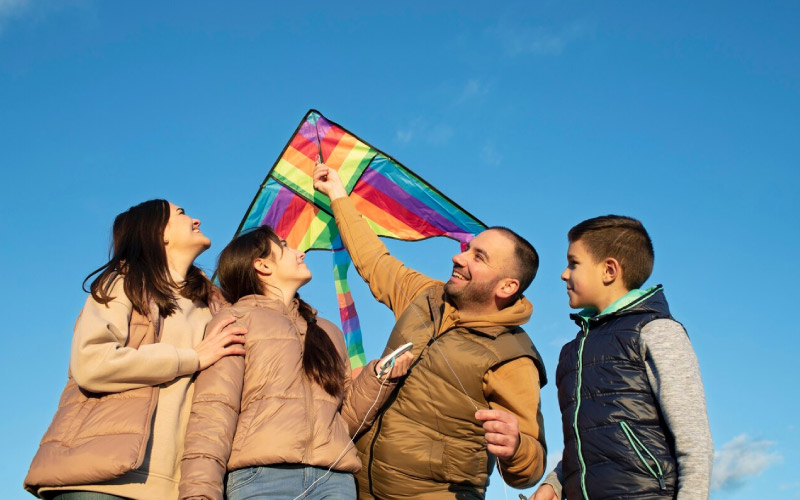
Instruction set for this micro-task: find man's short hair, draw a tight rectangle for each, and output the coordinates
[568,215,654,290]
[487,226,539,298]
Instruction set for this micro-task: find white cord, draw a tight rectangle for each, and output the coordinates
[342,215,521,500]
[296,162,509,497]
[292,359,394,500]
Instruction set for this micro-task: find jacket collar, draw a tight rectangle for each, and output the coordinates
[572,284,667,328]
[234,294,303,321]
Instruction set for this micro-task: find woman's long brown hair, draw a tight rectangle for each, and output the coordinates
[217,226,345,398]
[82,199,213,317]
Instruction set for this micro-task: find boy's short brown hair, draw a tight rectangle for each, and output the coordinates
[568,215,654,290]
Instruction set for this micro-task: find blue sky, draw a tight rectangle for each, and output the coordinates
[1,1,798,499]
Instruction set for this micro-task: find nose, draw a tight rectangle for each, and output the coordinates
[452,251,466,267]
[560,268,569,282]
[193,218,201,227]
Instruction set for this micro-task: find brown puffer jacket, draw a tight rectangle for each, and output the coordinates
[179,294,393,500]
[24,303,162,497]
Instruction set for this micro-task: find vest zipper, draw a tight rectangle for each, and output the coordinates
[367,331,448,496]
[619,421,666,490]
[574,321,591,500]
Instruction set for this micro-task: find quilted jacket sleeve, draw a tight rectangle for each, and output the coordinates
[339,359,397,437]
[179,310,247,500]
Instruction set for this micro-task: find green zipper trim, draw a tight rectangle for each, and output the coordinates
[573,321,590,500]
[620,421,665,489]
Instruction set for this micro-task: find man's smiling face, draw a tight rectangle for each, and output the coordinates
[444,229,516,310]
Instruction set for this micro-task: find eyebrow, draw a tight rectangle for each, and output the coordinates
[474,246,490,262]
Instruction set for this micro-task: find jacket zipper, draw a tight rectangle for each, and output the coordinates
[570,286,664,499]
[619,421,666,490]
[573,321,591,500]
[367,330,452,495]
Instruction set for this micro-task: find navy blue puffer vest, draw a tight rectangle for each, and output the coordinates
[556,286,678,500]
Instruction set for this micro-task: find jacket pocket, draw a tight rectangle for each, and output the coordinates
[619,421,666,490]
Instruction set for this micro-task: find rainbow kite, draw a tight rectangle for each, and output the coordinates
[235,110,486,372]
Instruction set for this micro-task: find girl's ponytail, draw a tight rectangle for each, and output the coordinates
[297,297,345,398]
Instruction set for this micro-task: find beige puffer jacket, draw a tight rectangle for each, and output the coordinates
[179,294,393,500]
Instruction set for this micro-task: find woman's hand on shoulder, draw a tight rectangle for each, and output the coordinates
[195,316,247,371]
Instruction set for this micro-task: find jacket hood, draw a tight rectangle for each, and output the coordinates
[440,287,533,337]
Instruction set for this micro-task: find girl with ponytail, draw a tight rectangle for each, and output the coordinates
[179,226,412,500]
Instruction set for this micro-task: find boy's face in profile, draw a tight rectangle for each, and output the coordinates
[562,239,607,310]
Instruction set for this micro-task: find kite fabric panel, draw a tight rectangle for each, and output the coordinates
[235,109,486,371]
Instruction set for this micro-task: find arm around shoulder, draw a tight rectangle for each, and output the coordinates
[70,280,200,393]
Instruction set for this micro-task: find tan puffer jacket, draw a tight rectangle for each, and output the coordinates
[179,294,393,500]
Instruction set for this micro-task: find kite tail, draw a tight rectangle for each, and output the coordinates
[332,235,367,377]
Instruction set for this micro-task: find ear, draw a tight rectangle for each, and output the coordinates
[602,258,621,285]
[253,257,273,277]
[495,278,520,300]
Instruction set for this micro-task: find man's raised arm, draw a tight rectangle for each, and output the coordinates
[314,163,437,318]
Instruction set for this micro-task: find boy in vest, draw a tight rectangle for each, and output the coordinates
[532,216,712,500]
[314,164,547,499]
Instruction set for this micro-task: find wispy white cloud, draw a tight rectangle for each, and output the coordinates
[395,119,453,146]
[0,0,90,35]
[0,0,30,32]
[395,128,414,144]
[778,481,800,499]
[480,141,502,167]
[488,20,590,57]
[455,78,491,105]
[711,434,782,492]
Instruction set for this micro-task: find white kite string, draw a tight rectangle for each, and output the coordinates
[332,189,517,498]
[343,207,514,500]
[293,164,514,498]
[291,359,394,500]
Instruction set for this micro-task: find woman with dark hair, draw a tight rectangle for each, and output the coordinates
[25,199,246,500]
[179,226,413,500]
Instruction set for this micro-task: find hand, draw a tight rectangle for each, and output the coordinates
[313,162,347,200]
[531,484,558,500]
[475,409,520,461]
[385,351,414,380]
[194,316,247,370]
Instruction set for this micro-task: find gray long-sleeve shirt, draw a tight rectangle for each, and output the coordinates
[543,318,713,500]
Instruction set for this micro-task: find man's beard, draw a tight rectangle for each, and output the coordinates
[444,276,499,310]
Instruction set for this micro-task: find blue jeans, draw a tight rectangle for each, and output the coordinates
[226,465,356,500]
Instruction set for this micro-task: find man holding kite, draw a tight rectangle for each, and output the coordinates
[314,164,547,500]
